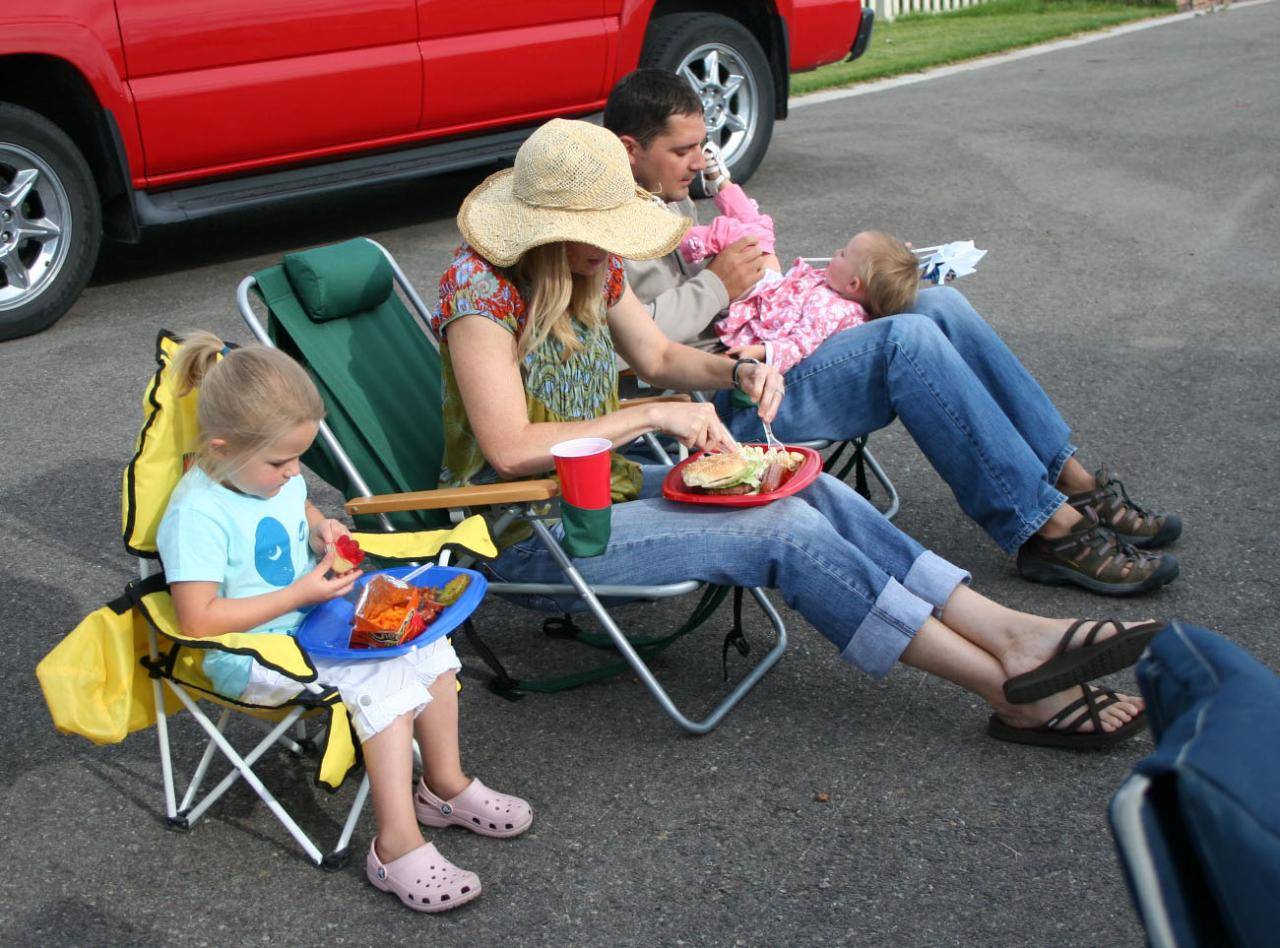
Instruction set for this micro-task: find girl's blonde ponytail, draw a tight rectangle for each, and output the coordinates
[171,329,226,396]
[173,330,325,481]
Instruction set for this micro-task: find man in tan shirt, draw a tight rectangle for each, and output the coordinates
[603,69,1182,597]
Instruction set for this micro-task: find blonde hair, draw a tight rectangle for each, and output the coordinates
[513,243,608,361]
[171,330,325,481]
[856,231,920,319]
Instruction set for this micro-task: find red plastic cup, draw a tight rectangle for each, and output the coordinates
[550,437,613,510]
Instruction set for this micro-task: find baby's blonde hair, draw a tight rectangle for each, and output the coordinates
[514,243,608,361]
[171,330,325,481]
[856,231,920,319]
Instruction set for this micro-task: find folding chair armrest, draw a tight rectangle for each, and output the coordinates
[346,480,559,516]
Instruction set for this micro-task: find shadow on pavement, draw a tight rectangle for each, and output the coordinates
[91,164,499,288]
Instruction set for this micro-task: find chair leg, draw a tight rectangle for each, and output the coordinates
[1110,775,1179,947]
[164,682,325,864]
[325,773,371,871]
[529,519,787,734]
[179,707,231,813]
[147,631,180,823]
[862,445,899,520]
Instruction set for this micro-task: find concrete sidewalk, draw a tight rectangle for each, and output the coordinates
[2,4,1277,945]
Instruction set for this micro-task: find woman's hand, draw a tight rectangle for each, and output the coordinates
[736,360,786,424]
[726,344,767,362]
[308,517,351,557]
[294,549,360,606]
[649,401,738,454]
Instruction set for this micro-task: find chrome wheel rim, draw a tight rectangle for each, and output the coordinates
[0,143,71,312]
[676,42,759,170]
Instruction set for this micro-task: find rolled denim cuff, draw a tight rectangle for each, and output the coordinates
[839,578,933,679]
[903,550,971,619]
[1046,442,1078,490]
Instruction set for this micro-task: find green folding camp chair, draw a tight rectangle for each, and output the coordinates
[235,237,788,734]
[37,330,496,868]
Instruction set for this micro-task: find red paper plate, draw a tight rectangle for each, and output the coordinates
[662,444,823,507]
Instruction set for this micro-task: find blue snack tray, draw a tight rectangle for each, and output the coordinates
[296,565,487,660]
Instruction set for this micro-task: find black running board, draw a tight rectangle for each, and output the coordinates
[132,125,544,227]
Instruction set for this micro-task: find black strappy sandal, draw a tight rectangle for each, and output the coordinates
[1002,619,1167,705]
[988,685,1148,750]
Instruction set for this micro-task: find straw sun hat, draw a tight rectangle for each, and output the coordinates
[457,118,690,267]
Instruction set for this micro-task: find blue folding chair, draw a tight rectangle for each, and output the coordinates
[1108,622,1280,946]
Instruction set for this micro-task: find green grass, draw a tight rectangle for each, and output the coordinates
[791,0,1176,95]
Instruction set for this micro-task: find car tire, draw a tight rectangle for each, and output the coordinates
[641,12,776,190]
[0,103,102,341]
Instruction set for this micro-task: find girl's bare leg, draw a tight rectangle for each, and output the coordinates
[363,711,426,863]
[412,671,470,800]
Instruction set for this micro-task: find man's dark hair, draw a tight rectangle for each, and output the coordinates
[603,69,703,146]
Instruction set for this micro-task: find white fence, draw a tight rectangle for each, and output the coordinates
[865,0,987,22]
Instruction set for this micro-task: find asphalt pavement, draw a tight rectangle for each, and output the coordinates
[2,5,1278,946]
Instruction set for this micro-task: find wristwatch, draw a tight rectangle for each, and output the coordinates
[731,356,761,392]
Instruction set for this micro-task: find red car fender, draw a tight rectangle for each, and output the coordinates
[1,7,146,185]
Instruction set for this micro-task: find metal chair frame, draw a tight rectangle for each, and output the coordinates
[235,240,787,735]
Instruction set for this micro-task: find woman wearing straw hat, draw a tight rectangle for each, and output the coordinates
[431,118,1162,750]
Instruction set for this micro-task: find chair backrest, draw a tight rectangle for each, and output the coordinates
[122,331,213,557]
[248,238,448,531]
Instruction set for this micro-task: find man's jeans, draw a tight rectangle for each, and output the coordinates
[716,286,1076,553]
[487,466,969,679]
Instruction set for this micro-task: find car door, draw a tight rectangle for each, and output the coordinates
[116,0,422,184]
[416,1,608,133]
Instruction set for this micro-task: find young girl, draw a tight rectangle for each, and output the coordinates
[156,331,531,914]
[681,151,920,373]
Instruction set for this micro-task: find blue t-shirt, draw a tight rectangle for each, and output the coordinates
[156,466,315,698]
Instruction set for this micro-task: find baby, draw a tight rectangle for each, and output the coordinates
[681,155,919,373]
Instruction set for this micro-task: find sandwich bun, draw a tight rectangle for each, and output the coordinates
[681,452,750,489]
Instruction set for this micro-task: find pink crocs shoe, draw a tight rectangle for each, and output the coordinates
[366,839,481,913]
[415,777,533,839]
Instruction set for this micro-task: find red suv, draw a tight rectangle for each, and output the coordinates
[0,1,872,340]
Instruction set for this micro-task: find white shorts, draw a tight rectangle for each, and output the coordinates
[238,636,462,743]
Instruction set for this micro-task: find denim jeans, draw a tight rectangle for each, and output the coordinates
[486,465,969,679]
[715,286,1076,553]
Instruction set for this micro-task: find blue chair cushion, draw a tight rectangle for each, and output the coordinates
[283,238,393,321]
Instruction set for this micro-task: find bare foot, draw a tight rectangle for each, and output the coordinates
[1000,617,1157,681]
[995,684,1145,734]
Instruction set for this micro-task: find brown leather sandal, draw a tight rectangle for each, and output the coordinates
[1068,466,1182,548]
[988,685,1148,750]
[1002,618,1167,704]
[1016,508,1179,595]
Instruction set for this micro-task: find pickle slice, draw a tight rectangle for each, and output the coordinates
[436,575,470,606]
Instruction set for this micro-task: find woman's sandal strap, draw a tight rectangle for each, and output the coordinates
[1044,686,1122,734]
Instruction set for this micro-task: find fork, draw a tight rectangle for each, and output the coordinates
[761,417,785,452]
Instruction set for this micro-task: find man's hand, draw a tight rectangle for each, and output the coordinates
[706,236,765,301]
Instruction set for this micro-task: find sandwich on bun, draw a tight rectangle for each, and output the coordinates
[680,451,767,495]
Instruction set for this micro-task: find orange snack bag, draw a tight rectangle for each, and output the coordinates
[349,575,448,649]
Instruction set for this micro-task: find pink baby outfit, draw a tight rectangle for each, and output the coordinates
[679,184,776,263]
[715,258,869,373]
